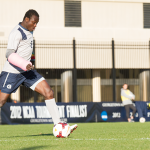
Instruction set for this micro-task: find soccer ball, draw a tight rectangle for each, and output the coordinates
[139,117,145,123]
[53,123,71,138]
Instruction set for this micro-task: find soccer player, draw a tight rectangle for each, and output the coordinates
[121,83,136,122]
[0,9,77,134]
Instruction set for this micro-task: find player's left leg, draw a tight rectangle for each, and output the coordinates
[124,105,131,122]
[34,80,78,134]
[21,70,60,125]
[130,104,136,122]
[23,69,78,134]
[34,80,61,125]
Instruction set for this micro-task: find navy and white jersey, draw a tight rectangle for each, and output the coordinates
[2,23,33,73]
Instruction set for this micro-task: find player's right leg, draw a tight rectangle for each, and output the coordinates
[0,72,13,107]
[0,90,10,107]
[0,71,26,106]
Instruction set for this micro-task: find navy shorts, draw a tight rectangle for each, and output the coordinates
[0,70,44,94]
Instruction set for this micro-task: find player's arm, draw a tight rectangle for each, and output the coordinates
[129,91,135,100]
[7,52,33,71]
[6,31,33,71]
[121,89,133,99]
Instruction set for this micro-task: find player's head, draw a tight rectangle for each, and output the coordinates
[23,9,39,31]
[123,83,128,90]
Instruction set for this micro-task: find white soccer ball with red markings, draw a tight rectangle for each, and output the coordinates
[53,123,71,138]
[139,117,145,123]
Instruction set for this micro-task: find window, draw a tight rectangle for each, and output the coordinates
[65,0,81,27]
[143,3,150,28]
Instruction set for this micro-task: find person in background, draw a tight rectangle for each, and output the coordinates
[121,83,136,122]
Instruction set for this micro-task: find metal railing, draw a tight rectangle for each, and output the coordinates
[0,39,150,102]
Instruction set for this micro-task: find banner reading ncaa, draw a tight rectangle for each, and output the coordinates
[1,102,92,124]
[1,102,150,124]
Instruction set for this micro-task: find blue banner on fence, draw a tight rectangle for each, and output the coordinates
[1,102,150,124]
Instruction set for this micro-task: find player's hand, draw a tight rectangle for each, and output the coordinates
[26,64,34,71]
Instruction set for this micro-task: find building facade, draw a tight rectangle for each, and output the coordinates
[0,0,150,102]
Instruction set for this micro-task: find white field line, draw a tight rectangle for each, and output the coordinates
[0,138,150,142]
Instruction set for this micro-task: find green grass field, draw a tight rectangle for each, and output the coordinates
[0,122,150,150]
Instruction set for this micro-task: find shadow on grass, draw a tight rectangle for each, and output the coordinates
[4,133,53,138]
[15,145,53,150]
[28,133,53,137]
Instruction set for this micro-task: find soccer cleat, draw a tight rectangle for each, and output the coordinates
[128,119,134,123]
[54,122,78,137]
[53,122,71,138]
[131,119,135,122]
[70,124,78,134]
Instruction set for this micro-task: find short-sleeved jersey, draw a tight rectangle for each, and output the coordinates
[2,23,33,73]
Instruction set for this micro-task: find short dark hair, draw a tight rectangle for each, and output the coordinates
[23,9,39,20]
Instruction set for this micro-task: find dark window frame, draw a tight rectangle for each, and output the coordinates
[143,3,150,28]
[65,0,82,27]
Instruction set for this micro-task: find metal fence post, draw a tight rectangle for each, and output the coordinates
[0,108,1,125]
[149,39,150,68]
[33,38,37,103]
[33,38,35,63]
[73,38,77,102]
[112,39,116,102]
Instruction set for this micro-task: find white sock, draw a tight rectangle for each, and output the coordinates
[45,98,60,125]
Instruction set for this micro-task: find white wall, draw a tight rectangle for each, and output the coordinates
[81,1,149,40]
[82,2,142,28]
[0,0,64,39]
[0,0,150,41]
